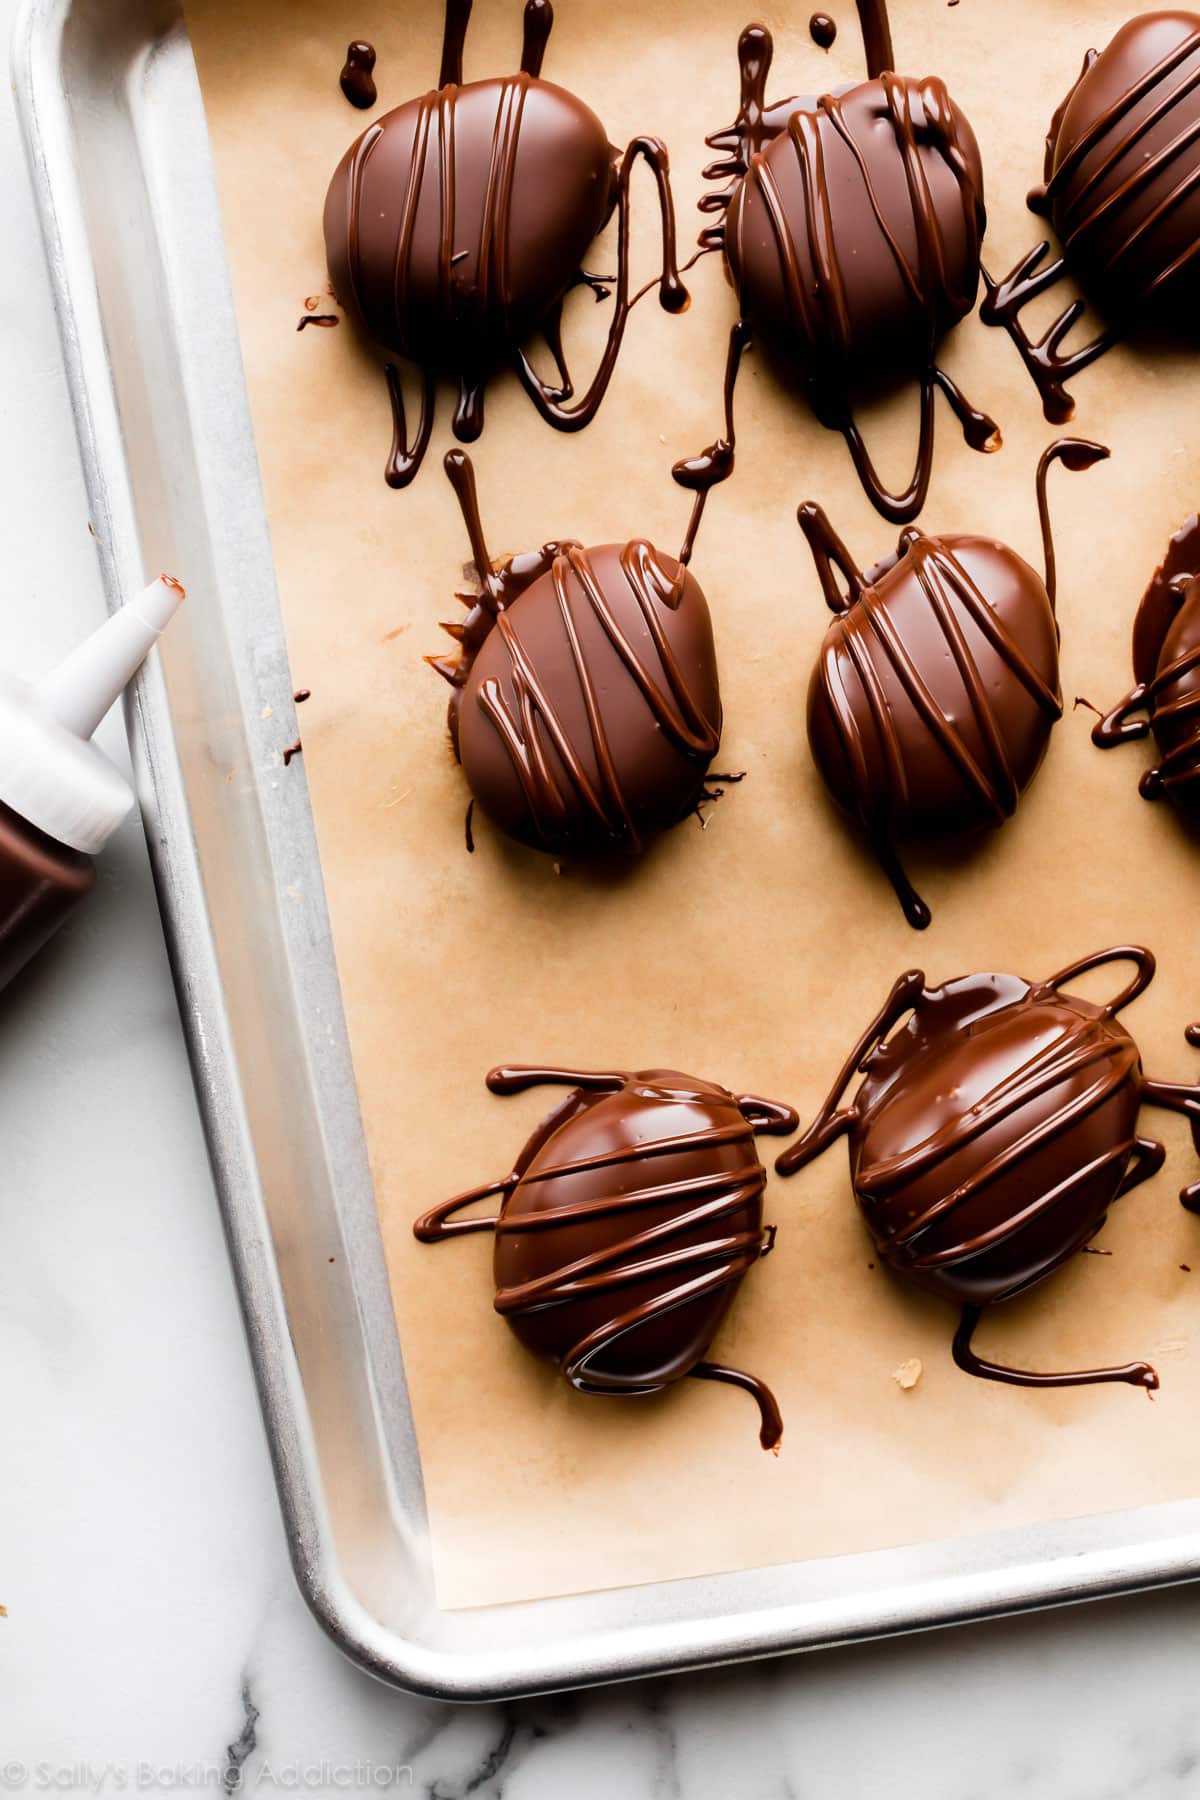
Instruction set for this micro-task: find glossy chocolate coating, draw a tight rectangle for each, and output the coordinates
[724,75,984,394]
[322,2,686,485]
[1036,12,1200,328]
[807,533,1058,886]
[982,14,1200,419]
[432,452,723,858]
[695,26,996,524]
[414,1067,799,1447]
[325,77,614,383]
[798,440,1106,928]
[1093,516,1200,807]
[778,949,1200,1390]
[843,972,1143,1306]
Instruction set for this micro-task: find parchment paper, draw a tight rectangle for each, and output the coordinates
[185,0,1200,1609]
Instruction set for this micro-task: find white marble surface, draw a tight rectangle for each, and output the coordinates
[2,7,1200,1796]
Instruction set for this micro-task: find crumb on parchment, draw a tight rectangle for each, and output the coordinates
[893,1357,923,1391]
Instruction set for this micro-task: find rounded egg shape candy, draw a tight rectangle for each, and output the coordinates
[429,451,725,859]
[777,947,1200,1391]
[982,13,1200,420]
[413,1065,799,1448]
[797,439,1108,928]
[1093,515,1200,809]
[322,0,688,486]
[1035,12,1200,330]
[694,23,997,523]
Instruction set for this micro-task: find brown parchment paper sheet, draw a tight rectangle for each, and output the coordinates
[185,0,1200,1609]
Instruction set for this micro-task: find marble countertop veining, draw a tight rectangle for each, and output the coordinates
[1,3,1200,1793]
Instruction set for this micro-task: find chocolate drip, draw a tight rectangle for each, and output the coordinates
[384,363,436,489]
[520,0,554,79]
[340,41,377,110]
[690,1361,784,1451]
[980,245,1113,424]
[983,15,1200,419]
[1093,516,1200,809]
[809,14,837,52]
[696,27,995,523]
[413,1066,797,1447]
[1035,436,1111,608]
[514,135,689,432]
[672,320,750,566]
[431,451,723,858]
[797,439,1106,927]
[778,947,1200,1390]
[439,0,472,88]
[855,0,894,79]
[324,1,688,487]
[952,1306,1157,1392]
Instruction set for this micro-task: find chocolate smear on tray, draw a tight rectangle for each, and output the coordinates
[1092,514,1200,809]
[982,13,1200,420]
[414,1065,798,1447]
[323,0,688,488]
[428,450,725,859]
[340,40,378,109]
[689,21,997,524]
[778,947,1200,1389]
[796,438,1107,928]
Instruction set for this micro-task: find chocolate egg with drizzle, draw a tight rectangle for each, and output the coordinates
[689,22,997,525]
[430,451,726,858]
[983,13,1200,421]
[413,1065,799,1447]
[798,439,1107,928]
[778,947,1200,1390]
[1093,515,1200,810]
[323,0,687,487]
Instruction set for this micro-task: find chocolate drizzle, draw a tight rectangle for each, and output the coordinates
[983,14,1200,421]
[693,24,996,524]
[324,0,688,487]
[854,0,894,80]
[673,319,749,567]
[797,438,1107,928]
[1093,515,1200,805]
[340,40,378,110]
[430,451,723,857]
[413,1066,798,1447]
[777,947,1200,1390]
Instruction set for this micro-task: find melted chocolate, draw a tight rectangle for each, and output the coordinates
[797,438,1107,928]
[429,451,724,858]
[778,947,1200,1389]
[297,314,339,330]
[1093,515,1200,806]
[340,40,378,110]
[413,1066,798,1447]
[323,0,687,488]
[694,24,996,524]
[855,0,894,79]
[809,13,838,51]
[983,14,1200,420]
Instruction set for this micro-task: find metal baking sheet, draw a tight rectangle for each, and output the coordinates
[15,0,1200,1699]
